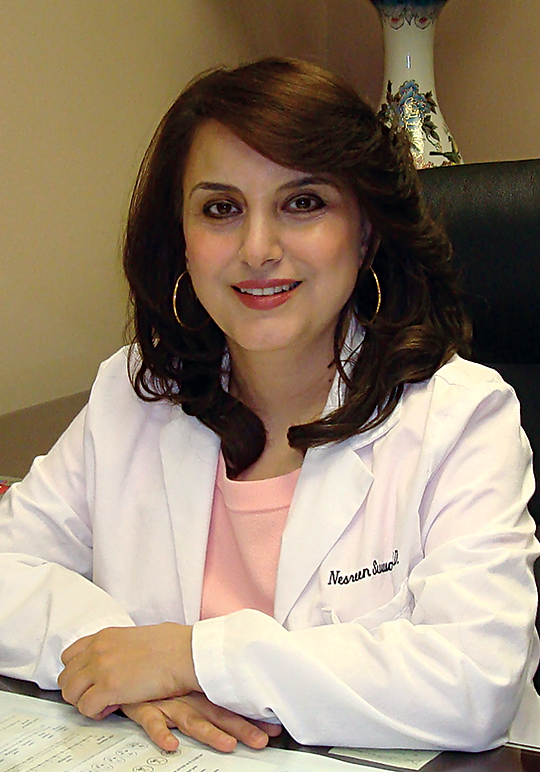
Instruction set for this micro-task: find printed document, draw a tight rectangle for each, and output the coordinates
[0,691,360,771]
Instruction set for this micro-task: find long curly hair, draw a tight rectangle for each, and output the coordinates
[123,57,471,478]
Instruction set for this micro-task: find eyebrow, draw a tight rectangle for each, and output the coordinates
[188,175,337,199]
[280,174,337,191]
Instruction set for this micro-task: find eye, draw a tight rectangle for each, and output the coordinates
[203,200,242,218]
[285,193,326,214]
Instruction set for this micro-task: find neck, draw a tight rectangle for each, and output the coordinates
[229,342,336,439]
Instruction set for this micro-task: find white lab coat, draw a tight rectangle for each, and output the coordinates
[0,344,539,750]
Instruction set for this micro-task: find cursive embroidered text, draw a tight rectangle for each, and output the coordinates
[328,550,399,585]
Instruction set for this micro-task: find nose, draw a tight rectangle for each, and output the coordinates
[238,212,283,268]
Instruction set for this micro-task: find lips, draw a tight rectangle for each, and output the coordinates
[232,279,301,310]
[235,281,300,297]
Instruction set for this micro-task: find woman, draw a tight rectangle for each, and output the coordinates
[0,58,538,754]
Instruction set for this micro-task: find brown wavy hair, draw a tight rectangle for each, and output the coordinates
[123,57,471,478]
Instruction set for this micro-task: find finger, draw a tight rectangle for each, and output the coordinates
[61,635,93,665]
[158,700,238,753]
[122,704,180,752]
[57,660,79,693]
[75,680,124,719]
[58,664,94,709]
[95,704,121,720]
[178,695,268,750]
[59,661,117,719]
[254,720,283,737]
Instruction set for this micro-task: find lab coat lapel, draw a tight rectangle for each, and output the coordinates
[274,441,373,625]
[273,323,384,625]
[160,413,220,624]
[274,391,402,626]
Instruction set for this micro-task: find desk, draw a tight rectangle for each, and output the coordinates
[0,675,538,772]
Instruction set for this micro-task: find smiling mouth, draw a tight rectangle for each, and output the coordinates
[234,281,301,297]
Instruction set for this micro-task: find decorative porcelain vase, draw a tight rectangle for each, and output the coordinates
[370,0,462,169]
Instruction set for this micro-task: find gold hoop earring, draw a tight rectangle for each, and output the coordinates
[369,267,381,323]
[172,271,210,331]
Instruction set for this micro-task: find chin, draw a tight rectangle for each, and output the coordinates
[224,321,294,350]
[225,319,336,358]
[240,339,294,354]
[227,331,295,354]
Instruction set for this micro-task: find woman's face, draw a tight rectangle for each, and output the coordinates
[182,120,368,361]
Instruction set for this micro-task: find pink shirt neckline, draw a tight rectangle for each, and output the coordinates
[200,454,301,620]
[218,455,301,511]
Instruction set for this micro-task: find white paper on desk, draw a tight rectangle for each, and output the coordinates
[0,693,278,772]
[328,747,440,770]
[0,691,378,771]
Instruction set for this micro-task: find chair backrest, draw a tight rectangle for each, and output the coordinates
[0,391,89,478]
[419,159,540,525]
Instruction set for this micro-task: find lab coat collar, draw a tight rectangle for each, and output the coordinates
[322,321,364,416]
[322,321,402,449]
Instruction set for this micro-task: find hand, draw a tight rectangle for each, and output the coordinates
[122,693,282,753]
[58,624,199,719]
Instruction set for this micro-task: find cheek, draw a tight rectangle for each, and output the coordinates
[184,231,225,277]
[313,218,362,263]
[313,227,363,284]
[339,226,364,282]
[325,229,363,304]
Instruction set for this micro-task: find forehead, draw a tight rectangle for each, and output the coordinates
[183,120,321,191]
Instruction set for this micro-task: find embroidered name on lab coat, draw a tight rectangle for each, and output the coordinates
[327,550,399,585]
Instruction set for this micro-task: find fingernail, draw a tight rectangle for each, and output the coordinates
[163,734,179,751]
[251,729,268,746]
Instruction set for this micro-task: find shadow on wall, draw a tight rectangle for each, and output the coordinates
[207,0,382,105]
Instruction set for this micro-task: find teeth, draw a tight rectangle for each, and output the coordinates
[237,282,299,296]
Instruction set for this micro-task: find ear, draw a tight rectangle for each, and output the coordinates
[361,220,372,248]
[360,219,379,259]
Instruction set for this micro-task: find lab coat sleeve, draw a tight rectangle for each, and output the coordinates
[0,407,135,689]
[192,378,538,751]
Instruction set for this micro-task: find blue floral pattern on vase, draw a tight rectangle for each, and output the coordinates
[377,80,460,166]
[370,0,448,29]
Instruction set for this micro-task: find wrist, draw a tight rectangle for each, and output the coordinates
[164,622,200,693]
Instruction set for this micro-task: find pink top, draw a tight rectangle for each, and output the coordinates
[200,454,301,619]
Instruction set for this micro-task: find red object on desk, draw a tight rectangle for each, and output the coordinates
[0,481,14,496]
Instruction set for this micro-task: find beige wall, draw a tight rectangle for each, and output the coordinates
[0,0,250,414]
[2,0,539,414]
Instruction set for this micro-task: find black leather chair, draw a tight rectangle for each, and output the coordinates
[420,159,540,687]
[420,159,540,523]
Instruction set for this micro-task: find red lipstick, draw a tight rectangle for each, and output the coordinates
[233,279,301,310]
